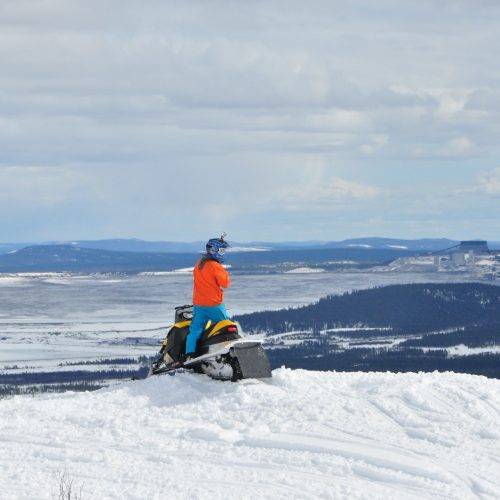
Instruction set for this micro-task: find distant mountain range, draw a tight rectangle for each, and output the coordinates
[0,237,498,273]
[0,237,470,256]
[0,245,198,273]
[319,237,459,251]
[0,244,416,273]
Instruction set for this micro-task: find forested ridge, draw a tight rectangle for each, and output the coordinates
[235,283,500,335]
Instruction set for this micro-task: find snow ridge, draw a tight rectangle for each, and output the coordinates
[1,369,499,499]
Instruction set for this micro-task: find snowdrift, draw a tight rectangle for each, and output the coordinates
[1,369,499,499]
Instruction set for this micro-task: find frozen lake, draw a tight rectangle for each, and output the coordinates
[0,271,491,322]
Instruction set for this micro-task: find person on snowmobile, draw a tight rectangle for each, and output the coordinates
[181,234,230,363]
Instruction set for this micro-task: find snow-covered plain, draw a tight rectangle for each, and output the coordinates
[1,368,499,499]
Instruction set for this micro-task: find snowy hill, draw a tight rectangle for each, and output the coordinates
[1,369,499,499]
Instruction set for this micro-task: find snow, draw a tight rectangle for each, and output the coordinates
[140,265,231,276]
[0,321,166,366]
[1,369,499,500]
[227,246,270,252]
[4,272,74,278]
[475,259,496,267]
[285,267,325,274]
[0,277,25,285]
[442,345,500,357]
[139,268,194,275]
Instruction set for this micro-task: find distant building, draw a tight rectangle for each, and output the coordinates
[451,252,466,266]
[458,241,489,253]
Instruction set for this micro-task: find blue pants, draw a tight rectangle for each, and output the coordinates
[185,304,229,354]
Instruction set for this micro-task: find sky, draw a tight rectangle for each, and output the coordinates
[0,0,499,243]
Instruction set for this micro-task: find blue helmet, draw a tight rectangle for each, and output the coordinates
[206,235,229,263]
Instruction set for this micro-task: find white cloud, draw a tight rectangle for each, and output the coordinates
[325,178,380,199]
[439,136,475,158]
[276,170,381,212]
[477,168,500,195]
[0,166,88,206]
[0,0,499,240]
[465,89,500,112]
[360,134,388,155]
[435,93,467,120]
[305,110,370,132]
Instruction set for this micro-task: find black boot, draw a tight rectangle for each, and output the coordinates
[174,353,193,367]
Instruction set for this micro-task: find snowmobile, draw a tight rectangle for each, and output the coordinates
[149,305,272,381]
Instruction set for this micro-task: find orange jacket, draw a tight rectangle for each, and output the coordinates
[192,258,230,306]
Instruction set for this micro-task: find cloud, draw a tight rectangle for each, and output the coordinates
[465,89,500,112]
[360,134,388,155]
[323,178,380,199]
[369,87,437,109]
[304,110,370,132]
[476,168,500,195]
[455,168,500,198]
[276,170,381,212]
[0,166,89,206]
[439,136,476,158]
[0,0,500,240]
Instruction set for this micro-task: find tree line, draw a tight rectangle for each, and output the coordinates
[235,283,500,335]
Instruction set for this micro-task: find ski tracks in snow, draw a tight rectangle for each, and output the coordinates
[0,368,499,499]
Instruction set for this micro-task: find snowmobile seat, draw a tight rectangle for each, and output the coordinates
[159,318,241,363]
[199,320,241,347]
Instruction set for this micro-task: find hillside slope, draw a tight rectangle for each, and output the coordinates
[1,369,499,499]
[236,283,500,334]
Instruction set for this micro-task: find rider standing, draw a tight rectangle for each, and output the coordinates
[183,234,230,362]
